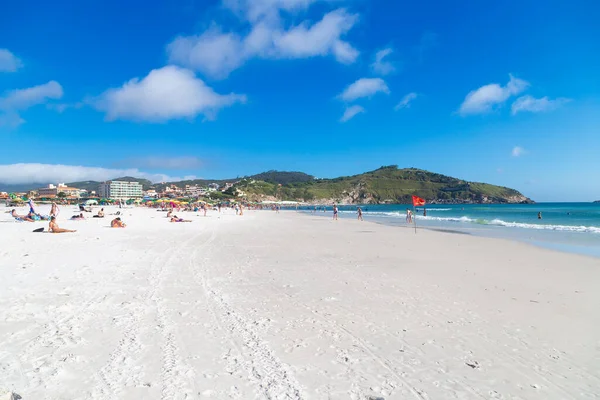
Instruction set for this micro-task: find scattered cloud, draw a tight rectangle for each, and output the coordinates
[340,105,365,122]
[459,74,529,116]
[0,49,23,72]
[0,81,64,127]
[167,6,359,79]
[223,0,322,23]
[0,81,63,111]
[371,47,395,75]
[0,112,25,128]
[113,156,203,170]
[338,78,389,102]
[394,92,418,110]
[511,95,571,115]
[0,163,197,185]
[91,66,246,122]
[512,146,526,157]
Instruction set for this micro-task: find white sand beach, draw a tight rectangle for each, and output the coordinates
[1,206,599,399]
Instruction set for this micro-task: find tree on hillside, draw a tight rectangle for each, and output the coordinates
[57,192,67,198]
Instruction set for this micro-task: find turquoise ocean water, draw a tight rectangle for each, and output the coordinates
[301,203,600,258]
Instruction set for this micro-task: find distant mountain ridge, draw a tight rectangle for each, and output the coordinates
[0,167,534,204]
[233,166,533,204]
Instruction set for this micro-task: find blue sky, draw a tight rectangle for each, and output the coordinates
[1,0,599,201]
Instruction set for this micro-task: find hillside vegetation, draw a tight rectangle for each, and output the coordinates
[233,166,532,204]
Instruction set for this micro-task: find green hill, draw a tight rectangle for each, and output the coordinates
[232,166,533,204]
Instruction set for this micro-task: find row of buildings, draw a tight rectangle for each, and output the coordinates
[30,181,144,200]
[20,181,235,201]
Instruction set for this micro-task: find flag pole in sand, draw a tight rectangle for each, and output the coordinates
[413,204,417,234]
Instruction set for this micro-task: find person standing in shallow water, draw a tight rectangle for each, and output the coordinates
[538,212,542,220]
[357,207,363,221]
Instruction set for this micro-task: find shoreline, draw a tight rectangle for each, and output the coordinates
[297,206,600,259]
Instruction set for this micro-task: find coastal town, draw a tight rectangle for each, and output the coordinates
[0,180,244,205]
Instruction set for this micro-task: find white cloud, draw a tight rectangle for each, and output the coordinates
[339,105,364,122]
[0,112,25,128]
[0,81,64,128]
[167,27,247,80]
[394,92,418,110]
[274,9,359,62]
[459,74,529,116]
[511,95,571,115]
[114,156,203,170]
[0,163,196,185]
[92,65,246,122]
[167,7,359,79]
[371,47,395,75]
[0,49,23,72]
[338,78,389,102]
[223,0,322,23]
[512,146,526,157]
[0,81,63,111]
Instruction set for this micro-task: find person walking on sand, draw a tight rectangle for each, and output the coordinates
[333,204,339,220]
[49,216,76,233]
[357,207,363,221]
[406,209,412,224]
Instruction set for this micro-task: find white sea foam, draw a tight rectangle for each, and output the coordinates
[485,219,600,234]
[418,215,600,234]
[315,209,600,234]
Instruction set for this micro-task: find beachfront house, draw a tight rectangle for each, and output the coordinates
[185,185,210,197]
[38,183,81,198]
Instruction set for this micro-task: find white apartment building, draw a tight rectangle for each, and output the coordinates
[98,181,143,200]
[186,185,210,197]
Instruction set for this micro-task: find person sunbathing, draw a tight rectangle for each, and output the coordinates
[12,209,35,222]
[49,216,76,233]
[111,217,126,228]
[93,208,105,218]
[71,213,85,220]
[170,216,191,222]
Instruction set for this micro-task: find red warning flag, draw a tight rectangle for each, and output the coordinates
[412,195,426,207]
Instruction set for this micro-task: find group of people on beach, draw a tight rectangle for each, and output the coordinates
[9,201,128,233]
